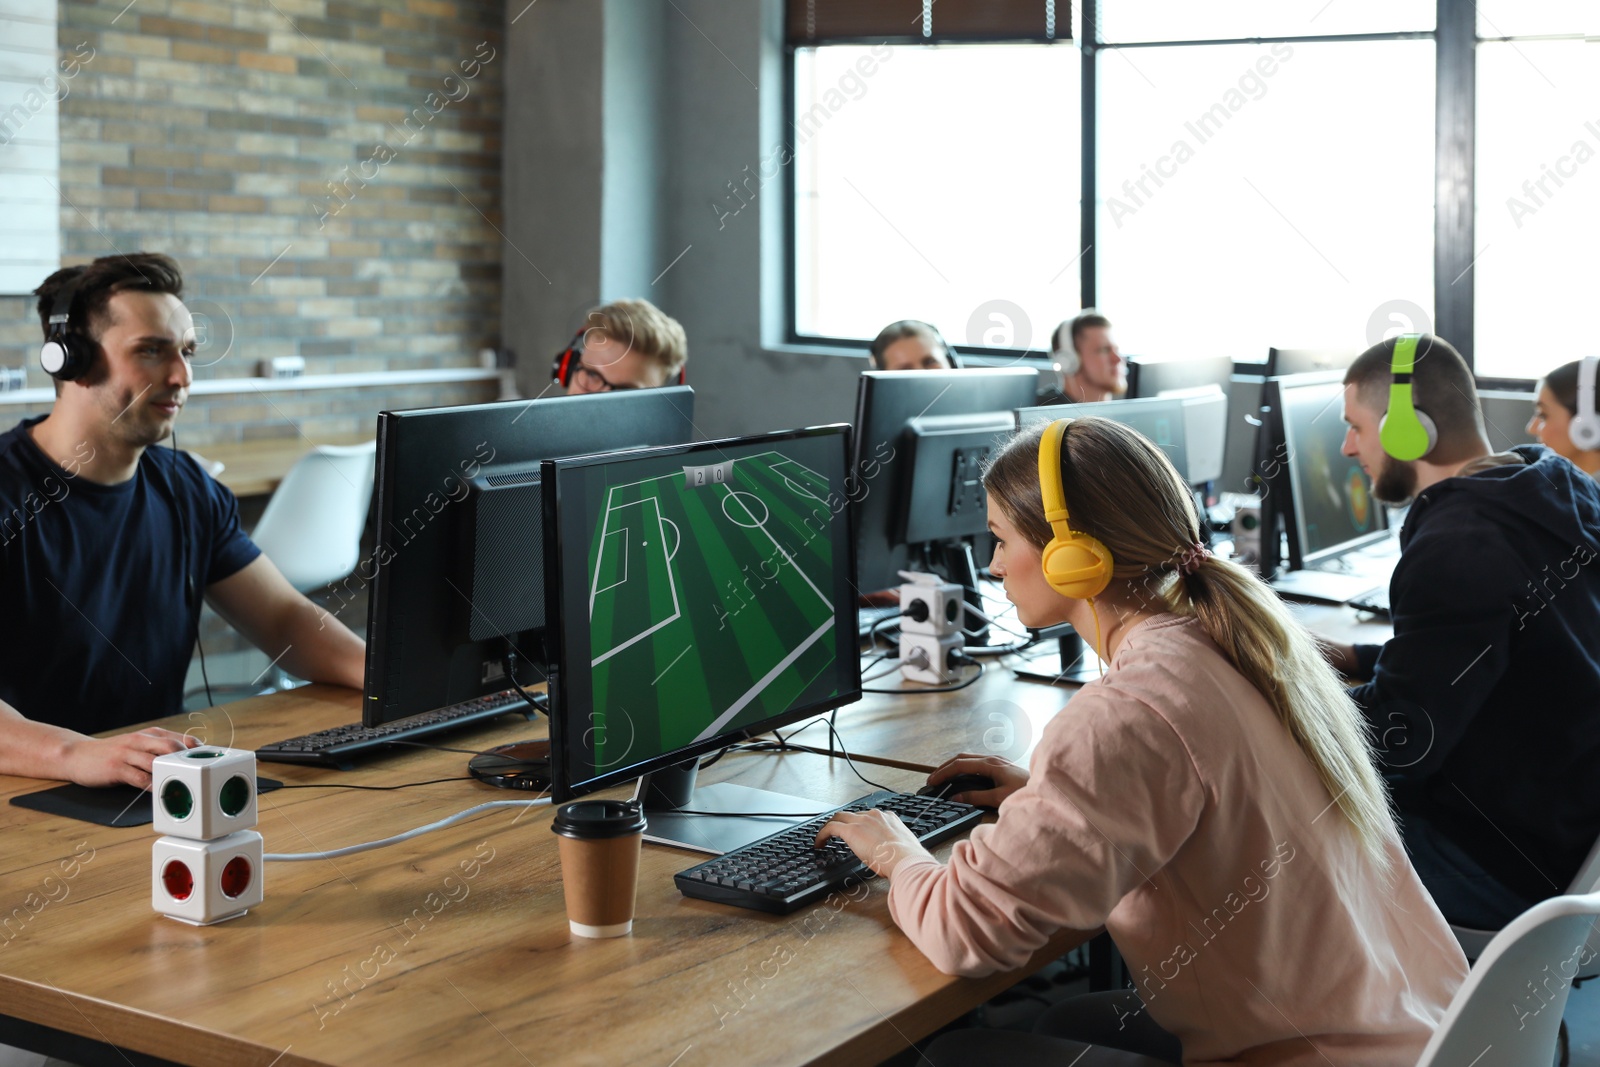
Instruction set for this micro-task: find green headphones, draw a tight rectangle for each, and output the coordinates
[1378,333,1437,462]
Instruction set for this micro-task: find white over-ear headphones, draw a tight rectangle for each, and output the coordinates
[1569,356,1600,452]
[1052,320,1080,376]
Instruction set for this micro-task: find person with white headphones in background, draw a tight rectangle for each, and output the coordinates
[1048,310,1125,404]
[0,254,366,790]
[1528,356,1600,478]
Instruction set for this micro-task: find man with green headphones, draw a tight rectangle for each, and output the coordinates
[1322,333,1600,930]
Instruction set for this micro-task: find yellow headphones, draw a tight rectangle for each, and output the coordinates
[1037,419,1114,600]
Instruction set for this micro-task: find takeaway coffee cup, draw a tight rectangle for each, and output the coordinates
[552,799,647,938]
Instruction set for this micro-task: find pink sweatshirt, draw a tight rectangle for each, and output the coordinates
[890,615,1466,1066]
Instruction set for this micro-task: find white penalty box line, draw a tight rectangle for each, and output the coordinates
[719,481,832,614]
[766,455,830,504]
[586,452,830,672]
[589,491,682,666]
[592,531,629,596]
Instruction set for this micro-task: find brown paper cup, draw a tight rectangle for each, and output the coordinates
[556,832,642,937]
[552,800,647,939]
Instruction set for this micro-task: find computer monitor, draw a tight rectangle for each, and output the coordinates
[1261,374,1388,572]
[1265,347,1354,377]
[542,425,860,853]
[1126,355,1235,400]
[1017,389,1228,487]
[362,388,695,727]
[899,412,1017,545]
[1219,372,1268,498]
[851,368,1040,596]
[1477,388,1539,453]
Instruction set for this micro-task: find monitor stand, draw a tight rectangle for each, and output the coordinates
[634,761,822,856]
[1012,626,1104,686]
[940,540,989,647]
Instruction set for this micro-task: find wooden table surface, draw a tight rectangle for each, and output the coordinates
[188,433,371,499]
[0,600,1388,1066]
[0,684,1076,1067]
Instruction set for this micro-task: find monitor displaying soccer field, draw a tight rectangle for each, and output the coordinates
[542,425,860,799]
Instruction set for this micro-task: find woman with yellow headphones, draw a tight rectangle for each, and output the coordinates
[818,417,1464,1065]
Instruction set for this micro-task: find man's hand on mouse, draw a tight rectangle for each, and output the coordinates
[61,727,198,789]
[814,809,932,879]
[928,753,1029,807]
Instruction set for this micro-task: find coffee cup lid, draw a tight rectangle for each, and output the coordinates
[552,799,647,839]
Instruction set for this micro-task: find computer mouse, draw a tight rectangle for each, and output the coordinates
[917,773,997,806]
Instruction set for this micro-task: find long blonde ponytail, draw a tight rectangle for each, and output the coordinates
[985,419,1394,872]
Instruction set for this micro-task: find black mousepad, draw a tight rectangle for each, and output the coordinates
[10,778,285,828]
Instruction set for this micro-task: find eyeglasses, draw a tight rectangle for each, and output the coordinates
[573,359,639,392]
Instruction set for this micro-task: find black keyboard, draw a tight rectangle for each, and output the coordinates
[256,689,539,766]
[674,790,984,914]
[1347,586,1391,619]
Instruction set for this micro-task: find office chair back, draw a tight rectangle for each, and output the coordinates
[1453,830,1600,974]
[251,441,377,593]
[1419,890,1600,1066]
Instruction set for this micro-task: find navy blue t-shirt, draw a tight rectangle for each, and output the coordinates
[0,416,260,734]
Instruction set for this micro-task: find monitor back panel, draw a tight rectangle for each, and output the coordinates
[851,369,1038,593]
[363,388,695,725]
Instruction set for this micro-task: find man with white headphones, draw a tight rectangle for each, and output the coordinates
[0,253,366,789]
[1048,310,1125,404]
[1527,356,1600,478]
[1321,334,1600,930]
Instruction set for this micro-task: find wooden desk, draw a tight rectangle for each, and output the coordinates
[189,434,370,499]
[0,686,1075,1067]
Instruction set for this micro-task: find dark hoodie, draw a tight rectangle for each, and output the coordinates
[1349,445,1600,901]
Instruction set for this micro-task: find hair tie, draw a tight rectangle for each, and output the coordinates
[1176,542,1211,577]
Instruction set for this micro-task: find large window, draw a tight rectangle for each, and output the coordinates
[1474,31,1597,379]
[1097,39,1434,360]
[790,5,1592,381]
[793,43,1080,351]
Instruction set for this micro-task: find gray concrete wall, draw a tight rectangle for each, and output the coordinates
[601,0,666,301]
[506,0,866,436]
[656,0,866,440]
[503,0,606,388]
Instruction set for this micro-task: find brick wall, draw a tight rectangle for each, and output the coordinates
[0,0,507,445]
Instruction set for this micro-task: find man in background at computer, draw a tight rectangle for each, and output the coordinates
[868,319,959,371]
[1319,334,1600,929]
[554,298,688,393]
[0,254,367,789]
[1048,310,1125,403]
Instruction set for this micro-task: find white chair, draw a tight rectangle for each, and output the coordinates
[1453,832,1600,975]
[250,441,378,593]
[185,442,376,707]
[1418,890,1600,1066]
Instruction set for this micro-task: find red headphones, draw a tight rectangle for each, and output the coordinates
[550,328,686,388]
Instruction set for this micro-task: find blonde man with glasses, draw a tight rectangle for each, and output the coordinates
[553,298,688,393]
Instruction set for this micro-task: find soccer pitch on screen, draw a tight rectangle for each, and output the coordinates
[584,448,842,763]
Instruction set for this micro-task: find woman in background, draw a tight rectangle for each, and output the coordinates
[868,319,960,371]
[1528,358,1600,478]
